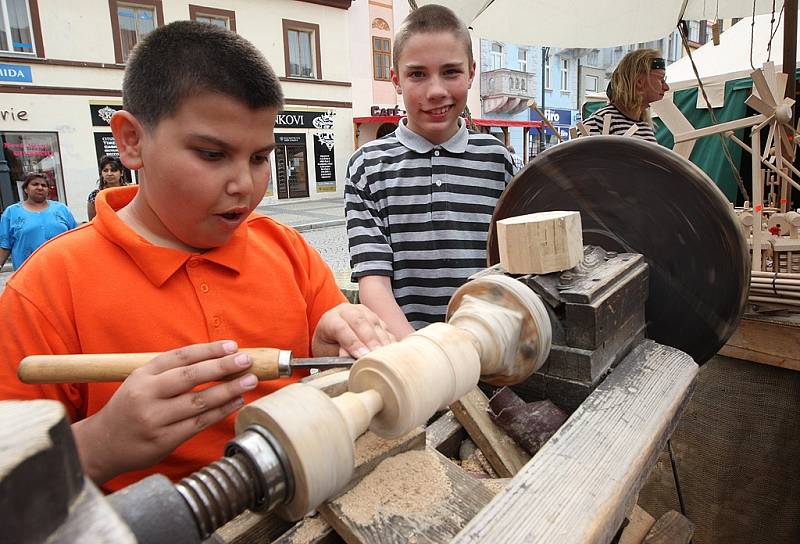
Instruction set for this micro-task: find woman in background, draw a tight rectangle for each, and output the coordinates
[87,155,126,220]
[0,172,77,270]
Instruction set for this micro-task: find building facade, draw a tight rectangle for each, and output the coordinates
[0,0,355,220]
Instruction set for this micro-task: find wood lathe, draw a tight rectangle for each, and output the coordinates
[1,137,751,544]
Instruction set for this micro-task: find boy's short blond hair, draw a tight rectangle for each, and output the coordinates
[393,4,473,72]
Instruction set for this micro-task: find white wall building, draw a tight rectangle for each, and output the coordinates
[0,0,355,221]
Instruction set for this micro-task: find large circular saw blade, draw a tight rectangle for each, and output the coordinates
[488,136,749,364]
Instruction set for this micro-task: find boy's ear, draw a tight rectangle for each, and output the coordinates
[390,67,402,94]
[109,110,146,171]
[467,61,476,88]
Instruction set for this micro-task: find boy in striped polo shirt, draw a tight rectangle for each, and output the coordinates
[346,4,515,338]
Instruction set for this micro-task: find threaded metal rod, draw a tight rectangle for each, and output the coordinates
[176,453,259,539]
[174,427,291,540]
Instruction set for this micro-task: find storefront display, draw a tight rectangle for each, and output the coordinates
[0,131,66,210]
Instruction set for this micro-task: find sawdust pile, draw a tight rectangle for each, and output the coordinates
[354,430,415,466]
[335,450,451,524]
[288,515,329,544]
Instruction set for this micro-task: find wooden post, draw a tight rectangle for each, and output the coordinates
[752,127,763,271]
[496,211,584,274]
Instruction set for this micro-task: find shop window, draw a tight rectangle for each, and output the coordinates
[110,0,164,63]
[0,0,40,55]
[283,19,321,79]
[189,4,235,31]
[372,36,390,81]
[0,131,66,210]
[274,133,309,199]
[586,74,599,92]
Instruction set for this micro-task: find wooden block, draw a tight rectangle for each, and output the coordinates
[272,514,340,544]
[453,340,698,544]
[718,314,800,371]
[497,211,584,274]
[319,448,495,544]
[426,410,466,459]
[207,511,292,544]
[643,510,694,544]
[449,388,530,478]
[618,504,656,544]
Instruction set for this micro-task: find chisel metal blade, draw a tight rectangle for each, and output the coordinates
[290,356,355,369]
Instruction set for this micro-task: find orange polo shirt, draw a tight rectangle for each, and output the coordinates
[0,186,345,492]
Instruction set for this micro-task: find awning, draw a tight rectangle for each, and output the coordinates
[353,116,542,128]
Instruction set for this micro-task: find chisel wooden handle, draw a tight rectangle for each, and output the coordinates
[18,348,290,384]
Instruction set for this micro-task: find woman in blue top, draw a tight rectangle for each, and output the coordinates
[0,173,77,270]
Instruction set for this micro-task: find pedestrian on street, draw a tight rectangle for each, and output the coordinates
[0,21,392,493]
[580,48,669,143]
[508,144,524,173]
[87,155,127,220]
[0,172,77,270]
[346,4,515,339]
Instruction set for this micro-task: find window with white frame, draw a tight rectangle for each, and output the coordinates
[189,5,236,31]
[283,19,320,79]
[491,42,503,70]
[544,55,551,89]
[518,49,527,72]
[687,20,700,42]
[586,74,598,92]
[113,1,159,62]
[0,0,35,54]
[560,58,569,91]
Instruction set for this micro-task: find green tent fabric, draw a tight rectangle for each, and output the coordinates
[582,75,759,203]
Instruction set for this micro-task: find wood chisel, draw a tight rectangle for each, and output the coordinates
[17,348,354,384]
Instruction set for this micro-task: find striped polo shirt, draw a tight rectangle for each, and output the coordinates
[581,103,657,143]
[345,119,514,329]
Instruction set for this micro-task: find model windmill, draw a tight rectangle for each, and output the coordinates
[653,61,800,273]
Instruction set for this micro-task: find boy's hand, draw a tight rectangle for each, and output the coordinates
[72,340,257,485]
[312,303,396,358]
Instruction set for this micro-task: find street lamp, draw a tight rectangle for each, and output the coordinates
[540,46,550,153]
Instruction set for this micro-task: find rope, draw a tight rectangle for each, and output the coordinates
[677,21,751,203]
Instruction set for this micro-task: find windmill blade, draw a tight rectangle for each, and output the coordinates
[761,61,781,102]
[745,93,775,117]
[650,98,696,158]
[751,68,777,107]
[762,122,776,161]
[777,72,789,97]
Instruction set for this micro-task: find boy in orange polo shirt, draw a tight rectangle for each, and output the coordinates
[0,21,393,492]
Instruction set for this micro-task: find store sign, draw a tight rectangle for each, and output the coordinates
[314,132,336,192]
[0,107,27,121]
[275,110,335,129]
[276,133,306,145]
[530,107,576,140]
[90,104,123,127]
[93,132,120,160]
[0,63,32,83]
[370,105,405,116]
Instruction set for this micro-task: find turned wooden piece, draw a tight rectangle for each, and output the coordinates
[350,275,552,439]
[497,211,583,274]
[236,384,383,521]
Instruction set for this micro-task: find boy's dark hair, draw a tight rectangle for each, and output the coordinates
[123,21,283,128]
[21,172,47,190]
[393,5,473,73]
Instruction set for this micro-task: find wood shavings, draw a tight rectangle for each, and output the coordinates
[334,450,451,525]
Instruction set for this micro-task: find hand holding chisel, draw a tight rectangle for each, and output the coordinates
[18,348,354,384]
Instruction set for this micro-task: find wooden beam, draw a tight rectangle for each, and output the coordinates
[619,505,656,544]
[642,511,694,544]
[450,388,530,478]
[718,314,800,371]
[453,340,698,544]
[272,515,338,544]
[673,114,767,143]
[426,409,465,458]
[319,449,495,544]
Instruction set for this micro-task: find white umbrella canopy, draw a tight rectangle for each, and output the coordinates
[416,0,786,48]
